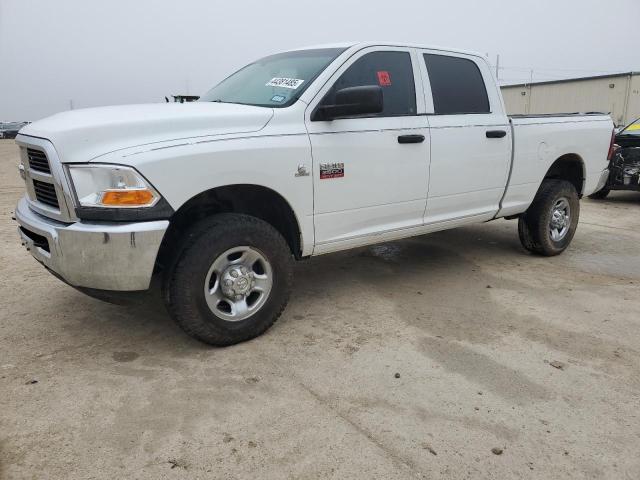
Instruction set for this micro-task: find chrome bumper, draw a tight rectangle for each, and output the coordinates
[15,196,168,291]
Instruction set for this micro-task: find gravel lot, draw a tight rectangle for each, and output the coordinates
[1,138,639,479]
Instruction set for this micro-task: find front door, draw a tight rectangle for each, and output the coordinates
[305,47,430,251]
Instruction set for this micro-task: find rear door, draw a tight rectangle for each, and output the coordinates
[305,47,430,249]
[418,50,512,224]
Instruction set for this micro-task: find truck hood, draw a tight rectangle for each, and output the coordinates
[20,102,274,163]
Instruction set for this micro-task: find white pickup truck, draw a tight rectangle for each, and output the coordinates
[15,42,614,345]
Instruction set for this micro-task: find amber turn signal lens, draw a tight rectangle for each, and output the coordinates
[101,189,155,206]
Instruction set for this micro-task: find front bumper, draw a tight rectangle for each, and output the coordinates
[15,196,168,291]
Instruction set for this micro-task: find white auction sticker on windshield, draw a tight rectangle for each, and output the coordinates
[266,77,305,89]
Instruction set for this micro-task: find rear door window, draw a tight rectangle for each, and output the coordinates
[322,51,417,117]
[423,54,490,114]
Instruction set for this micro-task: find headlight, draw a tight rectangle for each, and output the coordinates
[66,164,173,222]
[67,164,160,208]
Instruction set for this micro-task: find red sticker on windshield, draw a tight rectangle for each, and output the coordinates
[377,71,391,86]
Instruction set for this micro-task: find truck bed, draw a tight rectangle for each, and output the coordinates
[498,113,613,217]
[509,112,608,119]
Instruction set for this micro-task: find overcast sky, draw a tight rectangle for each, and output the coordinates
[1,0,639,121]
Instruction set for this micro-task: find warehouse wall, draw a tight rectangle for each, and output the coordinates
[501,87,529,115]
[502,74,639,126]
[628,75,640,126]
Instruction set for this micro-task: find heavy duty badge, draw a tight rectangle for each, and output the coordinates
[319,162,344,179]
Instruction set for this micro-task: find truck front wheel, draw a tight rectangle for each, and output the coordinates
[517,179,580,256]
[164,213,293,346]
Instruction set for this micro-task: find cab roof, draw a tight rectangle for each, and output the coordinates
[288,41,485,60]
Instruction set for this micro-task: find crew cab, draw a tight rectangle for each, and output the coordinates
[14,42,613,345]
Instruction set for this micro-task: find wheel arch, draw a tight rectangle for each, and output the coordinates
[156,184,303,272]
[543,153,586,196]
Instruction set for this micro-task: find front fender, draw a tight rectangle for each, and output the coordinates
[98,134,315,256]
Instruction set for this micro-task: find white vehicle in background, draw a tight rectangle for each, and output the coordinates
[14,42,613,345]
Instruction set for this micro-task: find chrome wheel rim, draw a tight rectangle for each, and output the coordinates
[204,246,273,322]
[549,197,571,242]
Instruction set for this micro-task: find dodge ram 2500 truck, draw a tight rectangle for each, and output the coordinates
[15,42,614,346]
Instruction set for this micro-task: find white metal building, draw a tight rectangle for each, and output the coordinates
[501,72,640,127]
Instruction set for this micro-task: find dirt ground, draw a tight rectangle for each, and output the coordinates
[0,138,639,480]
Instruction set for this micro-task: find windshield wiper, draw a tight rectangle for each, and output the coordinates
[209,99,262,107]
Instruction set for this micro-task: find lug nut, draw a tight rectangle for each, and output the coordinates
[231,270,239,278]
[225,279,233,286]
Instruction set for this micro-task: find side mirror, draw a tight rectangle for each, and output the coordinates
[312,85,383,121]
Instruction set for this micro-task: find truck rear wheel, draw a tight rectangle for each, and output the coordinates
[518,179,580,256]
[164,213,293,346]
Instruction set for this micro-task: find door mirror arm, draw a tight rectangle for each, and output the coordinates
[313,103,364,121]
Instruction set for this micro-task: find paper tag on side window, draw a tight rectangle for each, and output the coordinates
[377,71,392,86]
[266,77,305,89]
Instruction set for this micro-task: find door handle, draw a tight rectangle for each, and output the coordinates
[486,130,507,138]
[398,134,425,144]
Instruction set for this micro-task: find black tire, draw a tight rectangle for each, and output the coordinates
[164,213,293,346]
[518,179,580,256]
[588,187,610,199]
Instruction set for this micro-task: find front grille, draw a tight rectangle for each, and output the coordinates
[27,148,51,174]
[32,180,59,208]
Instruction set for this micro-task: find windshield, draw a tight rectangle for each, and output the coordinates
[200,48,346,108]
[620,117,640,136]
